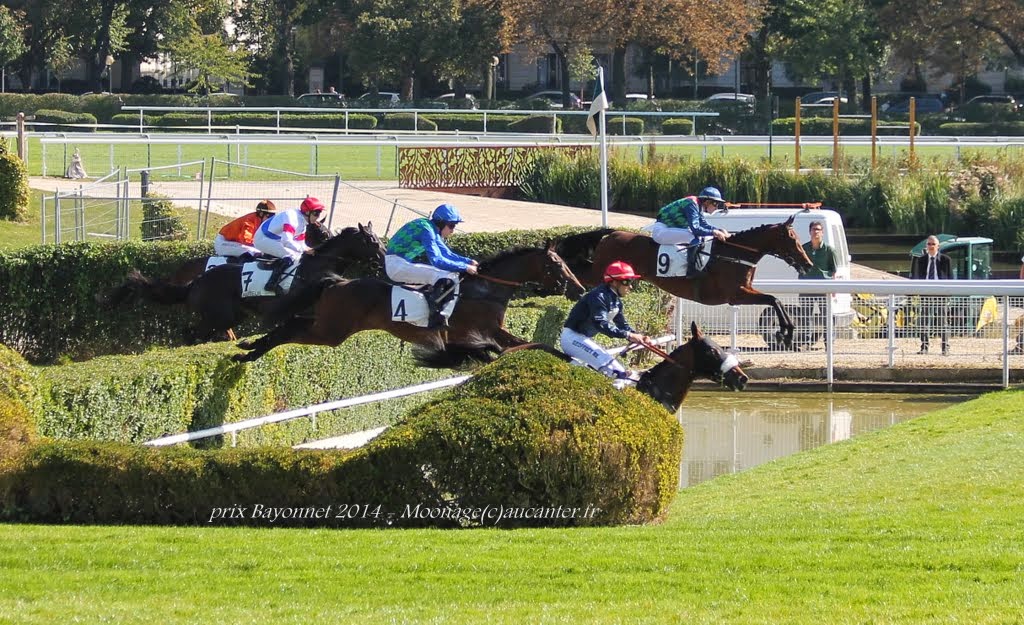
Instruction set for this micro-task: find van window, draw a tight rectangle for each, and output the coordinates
[829,223,849,267]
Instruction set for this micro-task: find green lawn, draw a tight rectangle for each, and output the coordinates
[0,188,231,250]
[1,390,1021,624]
[19,134,1024,181]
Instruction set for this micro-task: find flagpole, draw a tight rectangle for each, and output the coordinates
[598,69,609,228]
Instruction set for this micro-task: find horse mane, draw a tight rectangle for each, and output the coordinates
[477,246,542,272]
[730,221,787,240]
[556,228,615,259]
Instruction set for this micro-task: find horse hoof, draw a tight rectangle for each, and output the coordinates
[237,340,255,350]
[231,353,251,363]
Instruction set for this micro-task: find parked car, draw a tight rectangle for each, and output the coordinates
[355,91,401,107]
[887,97,945,114]
[525,90,582,109]
[704,92,756,105]
[814,96,848,105]
[437,93,479,109]
[296,92,346,106]
[800,91,842,104]
[959,94,1021,111]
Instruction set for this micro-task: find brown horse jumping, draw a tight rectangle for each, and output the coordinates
[232,242,586,364]
[567,215,813,347]
[105,223,385,342]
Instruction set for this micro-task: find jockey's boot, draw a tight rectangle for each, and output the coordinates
[427,278,456,329]
[265,257,293,296]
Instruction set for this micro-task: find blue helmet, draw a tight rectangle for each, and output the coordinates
[697,186,726,204]
[431,203,463,224]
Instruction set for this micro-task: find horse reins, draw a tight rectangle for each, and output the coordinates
[638,341,740,377]
[474,273,522,287]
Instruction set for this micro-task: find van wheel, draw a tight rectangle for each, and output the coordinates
[758,307,785,350]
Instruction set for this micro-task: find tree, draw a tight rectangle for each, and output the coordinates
[347,0,461,100]
[0,7,27,91]
[46,36,75,92]
[767,0,886,108]
[235,0,325,95]
[166,32,254,94]
[505,0,617,108]
[605,0,765,106]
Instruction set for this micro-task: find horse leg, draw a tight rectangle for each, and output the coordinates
[730,288,796,348]
[232,317,314,363]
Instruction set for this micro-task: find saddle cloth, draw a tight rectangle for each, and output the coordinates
[239,259,300,298]
[389,282,460,327]
[655,239,712,277]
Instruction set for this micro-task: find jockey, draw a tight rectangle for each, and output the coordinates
[560,260,653,387]
[385,203,479,329]
[253,196,325,295]
[213,200,277,259]
[650,186,732,245]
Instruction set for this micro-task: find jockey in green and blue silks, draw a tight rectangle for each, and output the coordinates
[385,203,479,329]
[649,186,732,245]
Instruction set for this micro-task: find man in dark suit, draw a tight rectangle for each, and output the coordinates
[910,235,952,355]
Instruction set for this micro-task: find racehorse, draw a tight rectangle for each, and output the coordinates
[106,223,385,342]
[166,219,333,286]
[231,242,587,364]
[416,321,749,413]
[561,215,813,347]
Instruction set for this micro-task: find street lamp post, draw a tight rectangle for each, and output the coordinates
[105,55,114,93]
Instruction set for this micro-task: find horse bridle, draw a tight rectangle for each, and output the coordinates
[473,257,571,295]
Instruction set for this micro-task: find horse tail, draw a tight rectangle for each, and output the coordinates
[500,342,573,362]
[98,281,138,307]
[104,269,191,306]
[411,334,504,369]
[264,273,346,325]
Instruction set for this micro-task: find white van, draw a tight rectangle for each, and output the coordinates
[676,207,854,341]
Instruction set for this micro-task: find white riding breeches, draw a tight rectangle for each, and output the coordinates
[385,255,460,286]
[649,222,698,245]
[252,235,305,261]
[213,235,259,257]
[559,327,627,378]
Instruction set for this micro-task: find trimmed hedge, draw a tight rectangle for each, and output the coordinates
[0,350,680,527]
[662,118,695,135]
[425,113,529,132]
[0,144,30,221]
[0,344,40,458]
[379,113,438,132]
[109,113,158,130]
[937,121,1024,136]
[31,109,98,132]
[153,112,378,131]
[507,114,561,134]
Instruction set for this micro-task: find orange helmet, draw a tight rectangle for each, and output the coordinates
[603,260,641,283]
[300,196,325,213]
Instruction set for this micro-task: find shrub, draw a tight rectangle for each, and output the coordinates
[772,117,919,136]
[937,122,1024,136]
[0,344,41,457]
[379,113,438,132]
[0,145,30,221]
[109,113,158,130]
[605,116,644,135]
[0,350,680,527]
[662,118,695,135]
[154,112,377,131]
[140,195,189,241]
[31,109,98,132]
[507,114,561,134]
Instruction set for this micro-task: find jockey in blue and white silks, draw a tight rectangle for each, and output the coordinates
[385,203,479,329]
[253,196,324,261]
[649,186,732,245]
[560,261,653,385]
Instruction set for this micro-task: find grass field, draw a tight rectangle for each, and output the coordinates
[1,390,1021,623]
[0,188,230,250]
[16,134,1024,180]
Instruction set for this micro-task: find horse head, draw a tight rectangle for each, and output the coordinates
[476,243,586,300]
[729,216,813,274]
[305,219,333,247]
[635,322,748,413]
[316,221,386,271]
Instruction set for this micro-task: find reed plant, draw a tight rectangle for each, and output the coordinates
[520,151,1024,247]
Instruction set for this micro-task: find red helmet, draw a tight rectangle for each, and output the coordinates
[300,196,325,213]
[603,260,641,283]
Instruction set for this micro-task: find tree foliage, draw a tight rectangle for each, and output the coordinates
[0,7,27,74]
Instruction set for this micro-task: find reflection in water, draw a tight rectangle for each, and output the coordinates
[678,392,971,488]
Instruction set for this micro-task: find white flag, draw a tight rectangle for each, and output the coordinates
[586,67,609,136]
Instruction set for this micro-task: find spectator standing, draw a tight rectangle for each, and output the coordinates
[798,220,838,348]
[1013,254,1024,355]
[909,235,951,355]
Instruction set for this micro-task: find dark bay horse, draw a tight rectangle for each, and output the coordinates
[417,322,748,413]
[166,219,334,286]
[232,242,586,364]
[107,223,386,342]
[566,216,813,347]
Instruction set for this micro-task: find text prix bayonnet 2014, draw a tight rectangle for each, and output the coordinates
[208,502,602,525]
